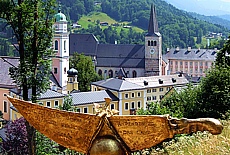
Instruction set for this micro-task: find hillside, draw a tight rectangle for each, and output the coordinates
[189,12,230,30]
[1,0,230,56]
[60,0,229,50]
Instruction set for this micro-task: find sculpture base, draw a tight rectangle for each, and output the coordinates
[90,137,125,155]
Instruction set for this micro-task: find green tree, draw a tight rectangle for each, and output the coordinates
[70,53,101,92]
[0,0,56,154]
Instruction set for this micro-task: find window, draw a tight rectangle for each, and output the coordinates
[180,61,183,66]
[69,77,73,82]
[147,89,151,93]
[200,69,203,74]
[55,101,59,107]
[76,108,80,113]
[84,107,88,113]
[124,103,129,110]
[111,104,115,110]
[54,40,58,50]
[200,62,203,67]
[147,96,151,101]
[64,40,66,50]
[148,40,150,46]
[167,87,171,91]
[185,62,188,66]
[3,93,7,97]
[160,95,164,100]
[4,101,7,113]
[64,67,66,74]
[46,101,51,107]
[131,93,135,98]
[125,93,128,99]
[137,101,141,108]
[205,62,208,66]
[190,62,193,66]
[132,70,137,78]
[159,88,164,92]
[152,88,157,92]
[152,96,157,100]
[195,62,198,66]
[54,68,57,74]
[154,41,157,46]
[98,69,102,76]
[137,92,141,97]
[108,70,113,78]
[151,41,154,46]
[38,102,43,106]
[131,102,135,109]
[175,61,178,65]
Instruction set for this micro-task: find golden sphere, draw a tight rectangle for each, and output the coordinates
[89,137,125,155]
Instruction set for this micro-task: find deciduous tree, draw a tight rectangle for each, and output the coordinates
[70,53,101,92]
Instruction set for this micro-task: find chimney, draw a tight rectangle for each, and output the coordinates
[167,48,170,53]
[172,78,176,83]
[176,47,180,51]
[187,47,191,52]
[144,80,148,86]
[158,79,163,84]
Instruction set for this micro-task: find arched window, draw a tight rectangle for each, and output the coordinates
[108,70,113,78]
[132,70,137,78]
[148,40,150,46]
[151,41,154,46]
[55,40,58,50]
[154,41,157,46]
[98,69,102,76]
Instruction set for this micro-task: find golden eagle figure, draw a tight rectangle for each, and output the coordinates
[7,96,223,155]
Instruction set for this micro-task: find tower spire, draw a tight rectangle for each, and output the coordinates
[147,4,159,35]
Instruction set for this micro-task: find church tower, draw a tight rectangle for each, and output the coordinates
[145,4,162,76]
[52,6,69,88]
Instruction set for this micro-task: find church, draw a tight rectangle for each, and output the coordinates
[55,4,164,85]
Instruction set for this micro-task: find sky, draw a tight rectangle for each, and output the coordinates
[166,0,230,16]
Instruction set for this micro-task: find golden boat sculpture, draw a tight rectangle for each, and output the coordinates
[7,96,223,155]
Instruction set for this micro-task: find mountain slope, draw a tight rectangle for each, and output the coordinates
[189,12,230,30]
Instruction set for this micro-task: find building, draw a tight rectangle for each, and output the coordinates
[69,4,163,78]
[52,7,69,90]
[163,47,217,77]
[0,57,18,120]
[91,74,189,115]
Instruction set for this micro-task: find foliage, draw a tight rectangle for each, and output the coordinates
[198,65,230,119]
[35,132,60,155]
[70,53,102,92]
[0,1,56,154]
[59,95,79,112]
[1,0,230,54]
[146,120,230,155]
[2,117,28,155]
[137,84,203,118]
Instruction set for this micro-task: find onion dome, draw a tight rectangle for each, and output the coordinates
[67,68,78,76]
[54,5,67,22]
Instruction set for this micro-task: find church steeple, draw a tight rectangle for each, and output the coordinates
[147,4,159,36]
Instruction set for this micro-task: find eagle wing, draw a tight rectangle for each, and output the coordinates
[7,96,101,154]
[108,115,171,152]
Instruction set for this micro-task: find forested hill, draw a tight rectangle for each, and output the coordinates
[1,0,229,56]
[59,0,229,50]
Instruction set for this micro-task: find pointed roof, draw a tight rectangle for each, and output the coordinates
[147,4,160,37]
